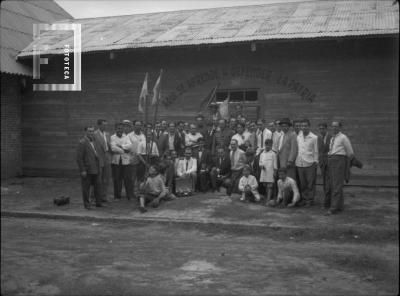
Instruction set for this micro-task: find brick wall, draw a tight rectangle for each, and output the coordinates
[20,37,398,183]
[1,73,22,179]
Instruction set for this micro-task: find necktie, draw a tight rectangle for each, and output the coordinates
[329,136,335,153]
[102,132,108,151]
[90,141,97,156]
[186,159,189,171]
[278,134,284,151]
[231,150,235,167]
[261,129,264,149]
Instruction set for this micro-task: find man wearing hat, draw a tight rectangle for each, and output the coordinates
[277,118,298,181]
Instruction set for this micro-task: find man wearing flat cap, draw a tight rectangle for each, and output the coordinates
[276,118,298,182]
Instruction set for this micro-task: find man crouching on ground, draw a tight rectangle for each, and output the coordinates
[138,165,171,213]
[269,167,300,208]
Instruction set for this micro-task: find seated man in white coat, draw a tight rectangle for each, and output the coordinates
[175,147,198,195]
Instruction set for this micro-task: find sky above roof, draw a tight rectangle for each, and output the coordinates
[55,0,305,19]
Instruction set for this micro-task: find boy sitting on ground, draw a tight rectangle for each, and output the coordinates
[269,167,300,208]
[138,165,173,213]
[238,165,261,202]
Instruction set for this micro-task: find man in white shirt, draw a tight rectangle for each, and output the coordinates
[272,120,283,153]
[124,120,146,195]
[295,119,319,207]
[275,167,300,207]
[231,123,250,150]
[176,147,197,193]
[110,123,134,200]
[185,123,203,148]
[137,128,159,165]
[326,121,355,215]
[256,119,273,154]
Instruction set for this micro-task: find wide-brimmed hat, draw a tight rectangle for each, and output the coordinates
[279,118,291,126]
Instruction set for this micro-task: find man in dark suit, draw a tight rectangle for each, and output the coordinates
[94,119,111,202]
[158,122,184,157]
[77,126,104,209]
[210,146,231,192]
[245,148,260,180]
[203,121,217,153]
[318,122,332,209]
[176,121,186,156]
[195,137,213,192]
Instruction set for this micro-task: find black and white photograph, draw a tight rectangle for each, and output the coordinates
[1,0,399,295]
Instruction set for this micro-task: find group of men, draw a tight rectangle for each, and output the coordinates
[76,108,358,215]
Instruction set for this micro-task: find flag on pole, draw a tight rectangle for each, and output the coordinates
[219,93,230,120]
[199,83,219,110]
[138,73,148,113]
[152,69,163,106]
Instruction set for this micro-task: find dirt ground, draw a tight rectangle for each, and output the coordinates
[1,178,398,237]
[1,217,398,296]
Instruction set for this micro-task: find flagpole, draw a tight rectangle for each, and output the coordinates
[150,69,163,158]
[145,92,149,165]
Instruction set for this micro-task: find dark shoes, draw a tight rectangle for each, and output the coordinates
[95,203,104,207]
[149,199,160,208]
[139,206,147,213]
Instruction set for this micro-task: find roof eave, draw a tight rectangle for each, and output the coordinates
[16,32,400,59]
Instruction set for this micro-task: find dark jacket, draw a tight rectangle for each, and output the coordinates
[94,129,111,163]
[246,154,261,180]
[213,127,234,152]
[317,133,332,167]
[196,148,213,172]
[212,154,231,176]
[203,127,216,152]
[76,137,102,174]
[277,130,298,168]
[345,155,363,183]
[158,132,184,157]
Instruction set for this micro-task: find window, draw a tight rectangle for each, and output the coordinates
[215,89,258,103]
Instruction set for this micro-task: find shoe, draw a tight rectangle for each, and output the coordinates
[324,210,333,216]
[84,205,91,210]
[149,199,160,208]
[95,203,104,207]
[239,197,245,202]
[139,206,147,213]
[101,199,108,203]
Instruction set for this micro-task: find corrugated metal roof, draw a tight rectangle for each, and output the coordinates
[1,0,72,75]
[17,0,399,58]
